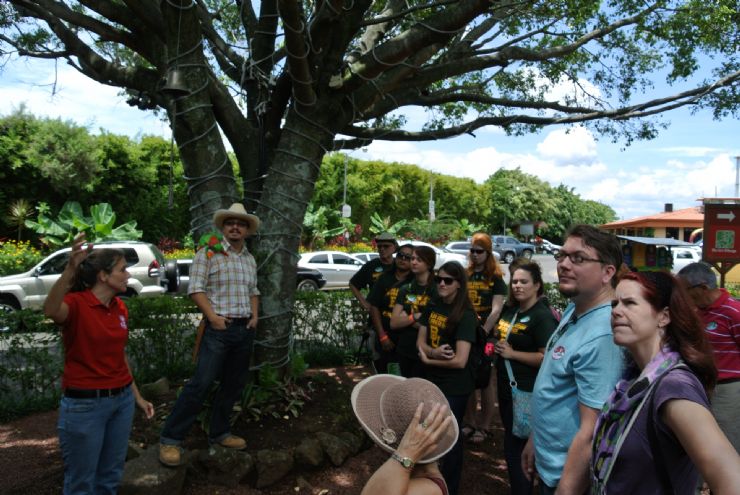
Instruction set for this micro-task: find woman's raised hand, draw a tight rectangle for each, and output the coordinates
[67,233,93,271]
[395,402,453,463]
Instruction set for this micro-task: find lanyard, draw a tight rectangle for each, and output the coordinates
[546,302,611,352]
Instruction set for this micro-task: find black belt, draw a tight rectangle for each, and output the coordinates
[64,383,131,399]
[226,316,251,324]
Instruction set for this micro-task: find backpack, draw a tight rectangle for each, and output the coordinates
[470,325,494,389]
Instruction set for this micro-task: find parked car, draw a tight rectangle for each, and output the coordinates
[353,252,380,264]
[176,259,326,293]
[298,251,364,289]
[397,240,468,270]
[671,246,702,274]
[444,241,501,261]
[491,235,536,264]
[0,241,178,313]
[539,239,562,255]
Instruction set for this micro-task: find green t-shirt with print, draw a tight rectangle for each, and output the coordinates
[419,302,477,396]
[392,280,438,359]
[367,270,413,343]
[467,271,508,321]
[495,299,558,391]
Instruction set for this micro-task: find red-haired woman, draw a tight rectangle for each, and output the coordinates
[461,233,507,443]
[591,271,740,494]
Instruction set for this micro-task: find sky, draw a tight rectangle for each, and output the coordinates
[1,58,738,222]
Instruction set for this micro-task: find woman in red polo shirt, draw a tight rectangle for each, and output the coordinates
[44,234,153,495]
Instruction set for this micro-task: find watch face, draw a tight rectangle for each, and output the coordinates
[402,457,412,468]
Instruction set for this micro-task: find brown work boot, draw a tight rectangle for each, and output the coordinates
[218,435,246,450]
[159,444,182,467]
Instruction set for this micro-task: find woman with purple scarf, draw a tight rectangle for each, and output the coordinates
[590,271,740,494]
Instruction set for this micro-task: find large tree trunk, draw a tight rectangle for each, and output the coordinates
[164,0,239,236]
[252,101,341,369]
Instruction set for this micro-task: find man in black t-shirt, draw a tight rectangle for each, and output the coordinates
[349,232,397,362]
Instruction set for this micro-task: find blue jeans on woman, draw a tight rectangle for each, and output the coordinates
[440,393,470,495]
[161,321,254,445]
[57,386,135,495]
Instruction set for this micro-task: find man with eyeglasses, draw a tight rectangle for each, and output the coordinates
[677,262,740,458]
[159,203,260,467]
[522,224,624,494]
[350,232,398,363]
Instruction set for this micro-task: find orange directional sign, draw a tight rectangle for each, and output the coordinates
[703,202,740,263]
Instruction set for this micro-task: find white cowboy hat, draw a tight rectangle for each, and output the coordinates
[213,203,261,234]
[350,375,458,464]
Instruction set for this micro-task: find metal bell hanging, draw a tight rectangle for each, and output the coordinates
[162,68,189,96]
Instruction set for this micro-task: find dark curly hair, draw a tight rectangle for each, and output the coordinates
[71,249,126,292]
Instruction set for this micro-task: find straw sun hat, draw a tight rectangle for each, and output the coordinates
[351,375,459,464]
[212,203,260,234]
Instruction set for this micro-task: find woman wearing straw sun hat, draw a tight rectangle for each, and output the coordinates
[352,375,458,495]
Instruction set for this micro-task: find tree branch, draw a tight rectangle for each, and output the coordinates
[277,0,316,108]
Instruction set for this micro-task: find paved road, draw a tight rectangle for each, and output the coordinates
[501,253,559,284]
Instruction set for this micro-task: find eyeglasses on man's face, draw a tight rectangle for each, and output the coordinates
[435,275,457,286]
[553,251,602,265]
[377,243,395,251]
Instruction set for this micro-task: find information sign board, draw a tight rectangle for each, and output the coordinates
[703,202,740,263]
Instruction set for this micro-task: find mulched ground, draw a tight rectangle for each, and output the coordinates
[0,366,511,494]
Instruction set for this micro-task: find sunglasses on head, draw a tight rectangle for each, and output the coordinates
[435,275,456,286]
[469,248,486,254]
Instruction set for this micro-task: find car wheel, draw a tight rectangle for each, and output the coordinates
[297,279,319,291]
[504,252,515,264]
[165,260,180,292]
[522,249,533,259]
[0,296,20,332]
[118,288,138,300]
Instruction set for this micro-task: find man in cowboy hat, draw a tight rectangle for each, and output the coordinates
[159,203,260,467]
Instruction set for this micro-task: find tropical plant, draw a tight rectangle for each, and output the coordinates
[368,212,407,237]
[5,199,33,241]
[25,201,143,247]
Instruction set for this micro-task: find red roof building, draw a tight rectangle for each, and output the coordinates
[601,204,703,242]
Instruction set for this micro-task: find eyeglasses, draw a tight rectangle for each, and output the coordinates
[224,220,249,228]
[377,243,395,250]
[553,251,603,265]
[469,248,486,254]
[435,275,457,286]
[396,253,412,261]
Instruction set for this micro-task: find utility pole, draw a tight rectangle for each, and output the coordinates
[735,155,739,198]
[428,178,435,221]
[341,154,351,218]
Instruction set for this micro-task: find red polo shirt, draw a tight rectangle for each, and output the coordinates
[699,289,740,382]
[61,290,132,389]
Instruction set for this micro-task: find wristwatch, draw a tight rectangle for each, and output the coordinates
[391,452,415,470]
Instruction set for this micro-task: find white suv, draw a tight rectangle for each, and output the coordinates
[0,241,179,312]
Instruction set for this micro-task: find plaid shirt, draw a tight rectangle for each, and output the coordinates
[188,239,260,318]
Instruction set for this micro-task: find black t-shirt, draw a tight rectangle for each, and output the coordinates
[467,271,507,321]
[495,299,557,391]
[419,302,477,396]
[349,258,393,290]
[367,270,413,341]
[393,280,438,359]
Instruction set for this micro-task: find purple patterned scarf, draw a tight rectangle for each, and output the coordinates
[590,347,681,493]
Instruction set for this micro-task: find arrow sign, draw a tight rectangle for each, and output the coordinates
[718,211,736,222]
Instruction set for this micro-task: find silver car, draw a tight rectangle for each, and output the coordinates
[398,240,468,270]
[298,251,364,289]
[0,241,178,312]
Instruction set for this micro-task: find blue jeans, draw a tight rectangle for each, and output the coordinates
[161,321,254,445]
[440,393,470,495]
[57,386,135,495]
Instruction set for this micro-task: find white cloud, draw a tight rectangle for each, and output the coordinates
[1,61,168,138]
[536,126,598,164]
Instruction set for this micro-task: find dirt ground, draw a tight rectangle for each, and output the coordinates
[0,366,511,495]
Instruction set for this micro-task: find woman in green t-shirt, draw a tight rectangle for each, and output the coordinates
[390,245,437,378]
[494,260,557,495]
[417,262,478,495]
[462,232,507,444]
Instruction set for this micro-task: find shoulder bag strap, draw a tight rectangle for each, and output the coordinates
[503,311,519,386]
[646,364,688,495]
